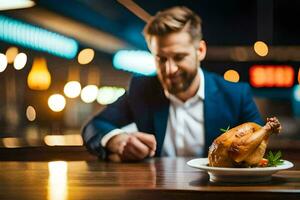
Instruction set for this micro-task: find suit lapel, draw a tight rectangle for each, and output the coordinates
[150,78,169,157]
[153,103,169,156]
[203,71,219,155]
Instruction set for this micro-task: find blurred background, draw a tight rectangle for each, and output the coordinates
[0,0,300,160]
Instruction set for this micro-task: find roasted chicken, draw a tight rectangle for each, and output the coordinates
[208,117,281,167]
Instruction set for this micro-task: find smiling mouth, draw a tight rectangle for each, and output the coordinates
[169,74,183,83]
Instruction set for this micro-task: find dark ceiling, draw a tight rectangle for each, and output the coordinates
[1,0,300,56]
[34,0,300,50]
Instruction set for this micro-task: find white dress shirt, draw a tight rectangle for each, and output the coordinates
[162,67,205,157]
[101,68,205,157]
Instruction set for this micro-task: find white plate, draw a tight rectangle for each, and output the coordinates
[187,158,294,183]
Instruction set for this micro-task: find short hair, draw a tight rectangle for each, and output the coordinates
[143,6,202,45]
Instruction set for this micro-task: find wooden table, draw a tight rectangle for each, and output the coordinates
[0,157,299,200]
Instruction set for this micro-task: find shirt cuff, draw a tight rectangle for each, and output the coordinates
[100,129,126,147]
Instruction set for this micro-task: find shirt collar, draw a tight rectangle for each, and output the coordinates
[198,67,205,100]
[166,67,205,103]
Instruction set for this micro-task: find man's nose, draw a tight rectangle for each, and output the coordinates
[165,59,178,75]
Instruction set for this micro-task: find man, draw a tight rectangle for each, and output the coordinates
[82,6,263,162]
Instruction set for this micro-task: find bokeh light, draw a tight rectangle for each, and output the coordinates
[293,85,300,102]
[224,69,240,83]
[0,53,8,72]
[0,0,35,11]
[298,68,300,84]
[78,48,95,65]
[80,85,98,103]
[113,50,156,76]
[97,86,125,105]
[26,105,36,121]
[2,138,21,148]
[48,94,66,112]
[254,41,268,57]
[5,46,18,63]
[13,52,27,70]
[44,135,83,146]
[0,15,78,59]
[64,81,81,98]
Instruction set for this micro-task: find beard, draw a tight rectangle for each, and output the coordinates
[158,50,200,95]
[165,69,197,94]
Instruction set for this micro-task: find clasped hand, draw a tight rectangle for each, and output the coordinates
[106,132,157,162]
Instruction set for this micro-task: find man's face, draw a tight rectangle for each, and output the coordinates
[149,31,206,95]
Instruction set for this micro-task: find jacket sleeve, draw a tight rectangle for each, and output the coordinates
[239,84,264,125]
[81,92,133,159]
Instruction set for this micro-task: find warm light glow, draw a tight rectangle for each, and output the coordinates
[250,66,265,87]
[13,52,27,70]
[44,135,83,146]
[24,126,39,146]
[254,41,268,57]
[0,0,35,11]
[224,69,240,83]
[48,94,66,112]
[48,161,68,200]
[78,48,95,65]
[48,161,68,174]
[80,85,98,103]
[64,81,81,98]
[97,87,125,105]
[298,68,300,84]
[250,65,294,88]
[264,67,275,87]
[5,46,18,63]
[283,67,294,87]
[26,105,36,121]
[2,137,21,148]
[27,57,51,90]
[0,53,8,72]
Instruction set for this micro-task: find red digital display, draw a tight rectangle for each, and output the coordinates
[298,68,300,85]
[249,65,294,88]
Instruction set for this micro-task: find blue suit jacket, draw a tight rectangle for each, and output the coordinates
[82,70,263,159]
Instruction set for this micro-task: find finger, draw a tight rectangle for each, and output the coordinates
[125,137,149,160]
[121,150,138,161]
[122,143,142,161]
[117,141,127,154]
[149,150,155,157]
[122,148,140,161]
[108,153,122,162]
[133,133,157,151]
[106,133,129,154]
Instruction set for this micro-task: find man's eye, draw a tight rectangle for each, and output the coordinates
[174,55,185,61]
[157,57,167,63]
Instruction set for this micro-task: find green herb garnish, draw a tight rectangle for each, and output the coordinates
[267,151,284,167]
[220,125,230,133]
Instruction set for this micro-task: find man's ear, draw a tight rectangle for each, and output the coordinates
[196,40,207,61]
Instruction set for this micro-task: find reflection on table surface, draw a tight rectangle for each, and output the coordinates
[0,157,299,200]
